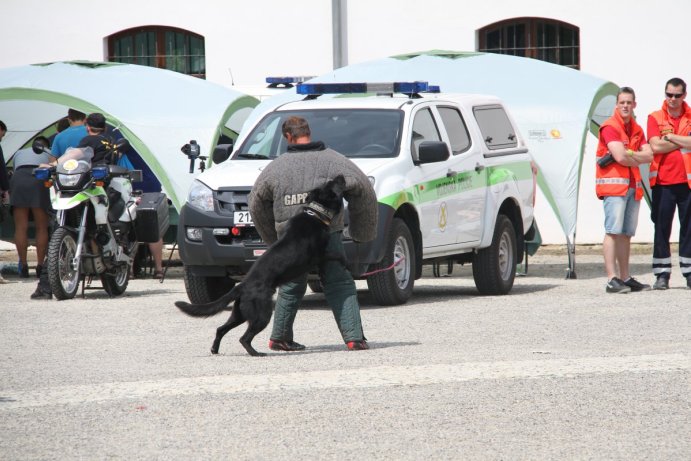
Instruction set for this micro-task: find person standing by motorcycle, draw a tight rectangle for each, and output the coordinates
[10,136,52,278]
[77,113,114,164]
[0,121,9,285]
[50,109,87,160]
[0,120,9,202]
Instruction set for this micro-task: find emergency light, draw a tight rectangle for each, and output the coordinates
[91,166,109,180]
[296,81,432,97]
[34,168,51,180]
[265,76,315,88]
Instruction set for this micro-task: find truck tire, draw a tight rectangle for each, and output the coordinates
[366,218,415,305]
[472,214,516,295]
[183,266,235,304]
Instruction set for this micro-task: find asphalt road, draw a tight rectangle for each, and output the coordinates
[0,251,689,460]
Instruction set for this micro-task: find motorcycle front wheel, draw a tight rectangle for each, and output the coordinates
[48,227,81,300]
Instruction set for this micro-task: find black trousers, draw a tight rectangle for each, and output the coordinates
[651,184,691,279]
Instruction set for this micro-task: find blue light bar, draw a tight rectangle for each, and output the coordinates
[296,81,430,96]
[34,168,51,180]
[265,76,315,88]
[91,166,108,180]
[427,85,441,93]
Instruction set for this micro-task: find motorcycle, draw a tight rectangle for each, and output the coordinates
[33,139,142,299]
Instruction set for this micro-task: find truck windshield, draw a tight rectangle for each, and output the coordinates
[235,109,403,159]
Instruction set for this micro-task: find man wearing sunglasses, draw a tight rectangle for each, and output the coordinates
[647,78,691,290]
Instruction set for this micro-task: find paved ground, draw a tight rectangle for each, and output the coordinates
[0,248,689,460]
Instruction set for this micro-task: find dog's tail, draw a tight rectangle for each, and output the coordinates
[174,284,242,317]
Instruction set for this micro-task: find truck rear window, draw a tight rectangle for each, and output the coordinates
[473,105,518,150]
[236,109,403,159]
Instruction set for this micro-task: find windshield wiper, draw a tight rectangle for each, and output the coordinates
[236,153,268,160]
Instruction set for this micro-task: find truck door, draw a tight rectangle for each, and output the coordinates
[435,106,487,245]
[409,106,457,248]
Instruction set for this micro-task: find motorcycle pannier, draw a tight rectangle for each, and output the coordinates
[135,192,170,243]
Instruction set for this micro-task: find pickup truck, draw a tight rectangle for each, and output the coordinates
[177,81,537,305]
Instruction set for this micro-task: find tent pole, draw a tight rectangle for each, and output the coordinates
[565,234,577,279]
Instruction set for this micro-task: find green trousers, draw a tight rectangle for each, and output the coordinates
[270,232,365,343]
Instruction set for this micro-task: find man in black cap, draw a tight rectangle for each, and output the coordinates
[78,113,113,164]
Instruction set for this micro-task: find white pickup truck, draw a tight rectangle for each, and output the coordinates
[177,81,537,305]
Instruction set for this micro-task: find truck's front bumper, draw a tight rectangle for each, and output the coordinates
[178,203,394,278]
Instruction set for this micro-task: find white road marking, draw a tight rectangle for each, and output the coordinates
[1,354,688,410]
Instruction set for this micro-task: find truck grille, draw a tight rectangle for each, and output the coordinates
[215,188,263,244]
[216,188,252,216]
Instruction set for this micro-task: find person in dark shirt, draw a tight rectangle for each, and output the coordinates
[0,120,8,285]
[0,120,9,201]
[77,113,113,164]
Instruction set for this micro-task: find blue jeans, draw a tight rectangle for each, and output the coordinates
[603,188,640,236]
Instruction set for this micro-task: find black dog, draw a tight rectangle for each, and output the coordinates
[175,175,346,356]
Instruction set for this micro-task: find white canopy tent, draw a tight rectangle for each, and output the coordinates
[245,51,619,275]
[0,61,258,211]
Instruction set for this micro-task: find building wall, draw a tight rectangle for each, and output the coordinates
[2,0,689,244]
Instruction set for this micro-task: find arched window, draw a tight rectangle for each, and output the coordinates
[107,26,206,78]
[478,18,579,69]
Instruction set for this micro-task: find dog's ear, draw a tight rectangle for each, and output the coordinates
[333,174,346,187]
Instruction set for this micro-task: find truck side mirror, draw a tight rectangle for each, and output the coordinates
[417,141,450,165]
[212,142,234,164]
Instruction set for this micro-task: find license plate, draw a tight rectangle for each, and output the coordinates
[233,211,253,227]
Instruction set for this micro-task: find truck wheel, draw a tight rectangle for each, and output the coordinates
[473,214,516,295]
[48,227,81,300]
[307,279,324,293]
[366,218,415,305]
[183,266,235,304]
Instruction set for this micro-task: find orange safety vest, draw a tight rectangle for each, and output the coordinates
[596,109,644,200]
[648,100,691,188]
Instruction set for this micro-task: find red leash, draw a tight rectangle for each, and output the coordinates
[360,257,405,277]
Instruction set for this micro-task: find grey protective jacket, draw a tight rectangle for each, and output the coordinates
[248,141,378,245]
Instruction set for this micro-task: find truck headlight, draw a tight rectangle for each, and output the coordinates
[187,180,214,212]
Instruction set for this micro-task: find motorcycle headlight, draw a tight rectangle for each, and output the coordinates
[187,180,215,212]
[58,173,83,187]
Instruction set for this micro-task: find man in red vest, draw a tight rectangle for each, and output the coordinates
[596,87,653,293]
[646,78,691,290]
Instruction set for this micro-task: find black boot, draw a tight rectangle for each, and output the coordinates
[31,259,52,300]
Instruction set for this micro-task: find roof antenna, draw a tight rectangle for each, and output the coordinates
[228,67,235,86]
